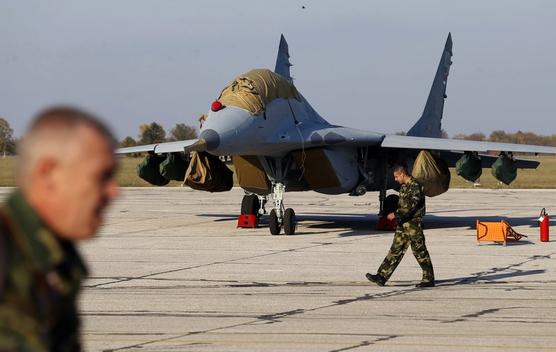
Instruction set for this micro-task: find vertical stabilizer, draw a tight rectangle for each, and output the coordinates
[274,34,293,81]
[407,33,453,138]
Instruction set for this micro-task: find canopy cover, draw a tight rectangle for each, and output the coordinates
[218,69,300,114]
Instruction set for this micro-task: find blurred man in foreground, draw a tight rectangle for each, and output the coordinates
[0,107,119,351]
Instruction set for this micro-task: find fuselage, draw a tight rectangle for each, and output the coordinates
[199,89,387,195]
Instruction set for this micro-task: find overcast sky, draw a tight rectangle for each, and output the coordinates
[1,0,554,139]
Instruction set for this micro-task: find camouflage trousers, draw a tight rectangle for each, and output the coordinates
[377,221,434,282]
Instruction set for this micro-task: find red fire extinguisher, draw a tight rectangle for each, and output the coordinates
[539,208,549,242]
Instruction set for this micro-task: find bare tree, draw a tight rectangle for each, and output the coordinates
[119,136,137,148]
[440,129,449,139]
[138,122,166,144]
[453,132,485,141]
[489,130,509,143]
[119,136,140,157]
[168,123,197,141]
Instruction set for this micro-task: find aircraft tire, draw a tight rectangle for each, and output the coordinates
[241,194,260,215]
[269,209,281,235]
[283,208,296,235]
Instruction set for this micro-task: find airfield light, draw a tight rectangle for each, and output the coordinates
[211,100,224,112]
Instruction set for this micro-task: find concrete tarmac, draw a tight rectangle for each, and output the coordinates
[4,188,556,351]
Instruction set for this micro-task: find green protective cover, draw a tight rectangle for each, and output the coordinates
[491,154,517,185]
[455,153,482,182]
[137,154,170,186]
[160,153,188,181]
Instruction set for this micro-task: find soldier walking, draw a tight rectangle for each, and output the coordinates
[366,163,435,288]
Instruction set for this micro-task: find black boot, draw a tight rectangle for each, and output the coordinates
[415,281,435,288]
[365,273,386,286]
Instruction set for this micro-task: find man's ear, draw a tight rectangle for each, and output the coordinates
[33,157,59,190]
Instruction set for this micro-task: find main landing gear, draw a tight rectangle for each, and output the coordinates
[240,194,260,215]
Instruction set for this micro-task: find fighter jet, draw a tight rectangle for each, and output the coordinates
[119,33,556,235]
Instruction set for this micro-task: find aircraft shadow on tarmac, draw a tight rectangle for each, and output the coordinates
[198,213,538,238]
[198,213,370,236]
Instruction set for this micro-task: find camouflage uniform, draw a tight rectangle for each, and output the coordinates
[0,191,87,351]
[377,177,434,283]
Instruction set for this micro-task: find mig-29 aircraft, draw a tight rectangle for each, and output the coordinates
[118,33,556,236]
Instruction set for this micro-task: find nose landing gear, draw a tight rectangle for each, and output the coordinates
[268,183,296,235]
[240,186,296,235]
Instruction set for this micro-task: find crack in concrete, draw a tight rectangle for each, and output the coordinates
[329,335,398,352]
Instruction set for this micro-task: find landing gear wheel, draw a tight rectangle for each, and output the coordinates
[269,209,282,236]
[241,194,260,215]
[283,208,296,235]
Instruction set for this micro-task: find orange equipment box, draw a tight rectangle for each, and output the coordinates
[476,220,527,245]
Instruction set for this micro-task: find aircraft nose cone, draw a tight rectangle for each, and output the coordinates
[199,129,220,151]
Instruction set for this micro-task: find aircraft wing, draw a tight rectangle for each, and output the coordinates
[381,134,556,155]
[116,139,202,154]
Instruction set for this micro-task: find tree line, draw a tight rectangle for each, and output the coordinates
[395,129,556,146]
[119,122,198,149]
[0,118,198,157]
[2,116,556,156]
[452,130,556,146]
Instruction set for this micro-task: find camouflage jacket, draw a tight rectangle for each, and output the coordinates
[395,177,426,225]
[0,191,87,352]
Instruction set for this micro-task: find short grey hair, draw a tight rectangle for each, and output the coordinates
[17,106,115,185]
[23,106,115,145]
